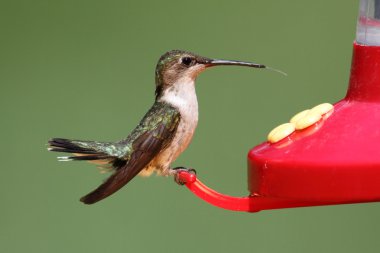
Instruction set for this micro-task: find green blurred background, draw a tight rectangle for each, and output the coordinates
[2,0,379,252]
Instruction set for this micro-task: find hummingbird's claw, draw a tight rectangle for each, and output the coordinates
[172,167,197,185]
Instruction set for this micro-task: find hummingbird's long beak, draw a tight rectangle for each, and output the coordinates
[204,59,287,76]
[207,59,266,68]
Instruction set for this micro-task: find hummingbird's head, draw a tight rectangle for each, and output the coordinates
[154,50,284,99]
[155,50,209,98]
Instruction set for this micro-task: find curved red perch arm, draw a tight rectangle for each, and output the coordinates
[177,171,326,212]
[178,171,251,211]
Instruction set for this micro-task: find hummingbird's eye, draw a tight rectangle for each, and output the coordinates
[181,57,193,66]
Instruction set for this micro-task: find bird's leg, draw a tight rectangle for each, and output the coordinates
[170,167,197,185]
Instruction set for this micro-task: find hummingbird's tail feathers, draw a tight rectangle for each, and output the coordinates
[48,138,121,166]
[48,138,99,154]
[58,155,110,161]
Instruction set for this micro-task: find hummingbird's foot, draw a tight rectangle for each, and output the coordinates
[171,167,197,185]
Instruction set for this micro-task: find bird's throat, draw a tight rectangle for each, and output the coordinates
[158,77,198,114]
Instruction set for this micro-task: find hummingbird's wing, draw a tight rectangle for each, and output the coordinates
[80,102,181,204]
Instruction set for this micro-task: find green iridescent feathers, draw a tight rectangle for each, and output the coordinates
[48,101,180,166]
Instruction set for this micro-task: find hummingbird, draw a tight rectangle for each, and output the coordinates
[48,50,284,204]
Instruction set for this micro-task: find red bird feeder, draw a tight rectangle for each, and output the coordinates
[178,0,380,212]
